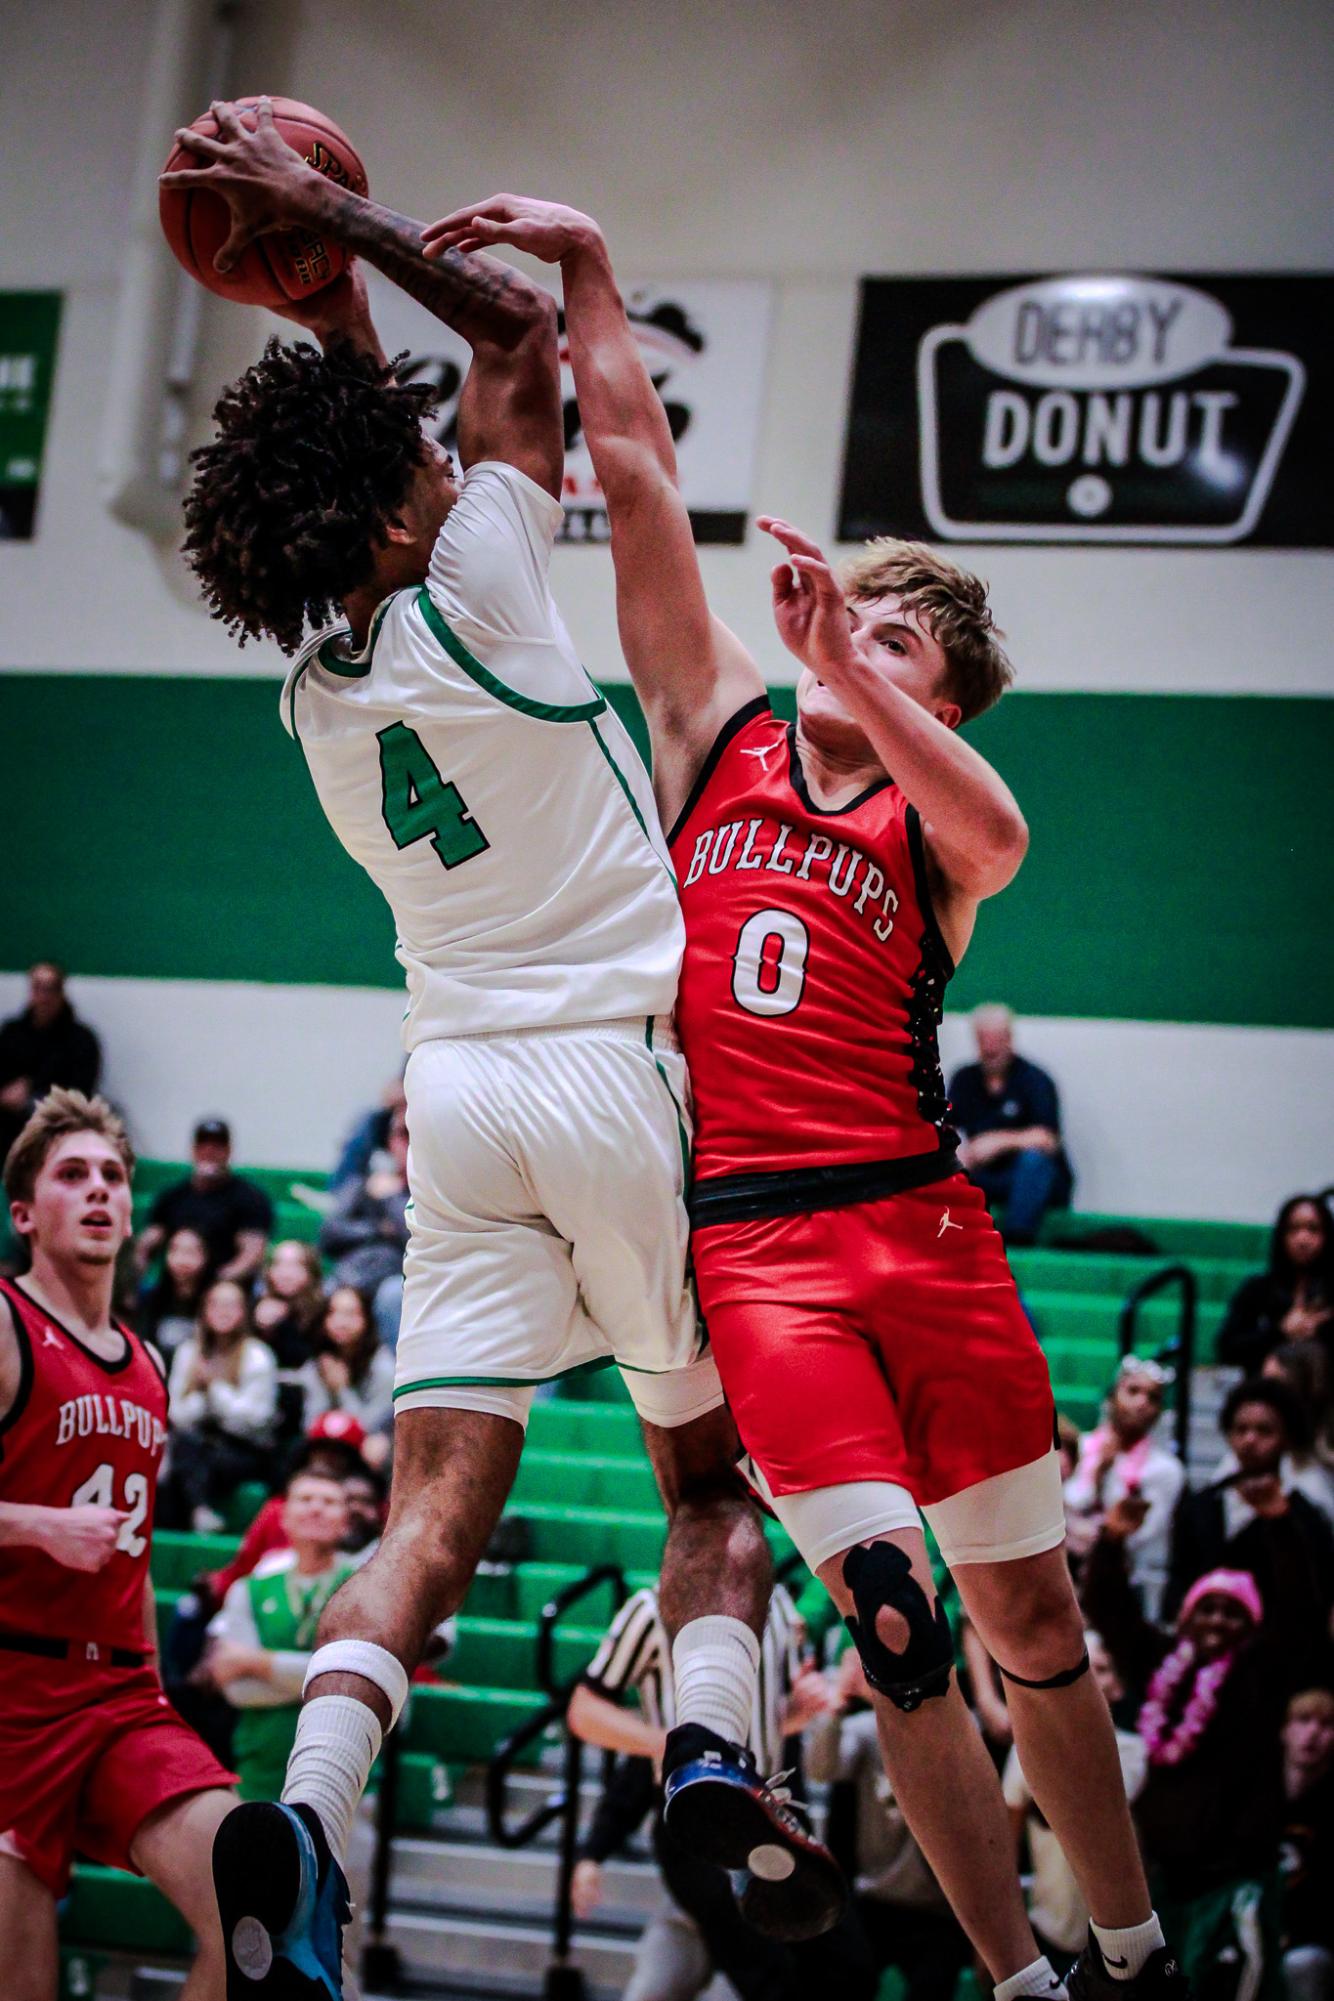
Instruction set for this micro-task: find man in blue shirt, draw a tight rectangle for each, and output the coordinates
[949,1006,1072,1244]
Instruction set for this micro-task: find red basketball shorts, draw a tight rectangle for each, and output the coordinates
[693,1173,1061,1566]
[0,1656,234,1896]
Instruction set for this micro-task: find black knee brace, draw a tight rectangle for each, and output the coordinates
[997,1648,1090,1690]
[842,1542,954,1713]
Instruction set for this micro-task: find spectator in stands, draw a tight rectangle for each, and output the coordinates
[959,1611,1012,1758]
[203,1468,356,1796]
[252,1238,324,1369]
[1084,1540,1327,2001]
[1002,1633,1147,1976]
[1164,1378,1334,1628]
[318,1104,409,1345]
[1216,1195,1334,1375]
[568,1580,875,2000]
[136,1117,274,1285]
[0,961,102,1161]
[1065,1357,1184,1618]
[298,1286,396,1468]
[1056,1413,1080,1484]
[329,1071,407,1193]
[162,1277,278,1530]
[1261,1345,1334,1524]
[340,1459,389,1555]
[1281,1688,1334,2001]
[949,1003,1072,1244]
[201,1428,373,1611]
[136,1223,213,1360]
[806,1644,971,2001]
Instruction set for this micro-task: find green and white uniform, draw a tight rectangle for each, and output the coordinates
[209,1551,357,1801]
[280,461,719,1426]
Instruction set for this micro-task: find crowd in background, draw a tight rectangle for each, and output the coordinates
[3,962,1333,2000]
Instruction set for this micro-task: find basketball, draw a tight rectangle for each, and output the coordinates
[159,96,368,307]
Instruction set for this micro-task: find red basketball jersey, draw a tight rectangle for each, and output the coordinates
[670,701,957,1222]
[0,1278,168,1650]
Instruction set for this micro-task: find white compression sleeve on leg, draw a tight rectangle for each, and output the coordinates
[672,1616,761,1753]
[282,1697,382,1866]
[301,1639,410,1727]
[282,1640,413,1862]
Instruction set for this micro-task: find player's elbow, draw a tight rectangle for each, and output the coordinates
[966,805,1029,899]
[994,803,1029,873]
[498,286,559,357]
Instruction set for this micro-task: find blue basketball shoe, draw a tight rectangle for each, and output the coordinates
[662,1722,848,1941]
[212,1800,350,1998]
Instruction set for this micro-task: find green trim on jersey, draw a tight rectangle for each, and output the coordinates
[587,719,678,896]
[316,595,394,678]
[393,1354,619,1398]
[416,587,606,722]
[287,663,311,741]
[588,719,652,843]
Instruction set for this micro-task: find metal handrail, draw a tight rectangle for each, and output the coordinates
[486,1562,629,2000]
[1118,1262,1197,1461]
[536,1563,626,1700]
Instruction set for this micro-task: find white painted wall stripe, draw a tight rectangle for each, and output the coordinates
[2,974,1326,1225]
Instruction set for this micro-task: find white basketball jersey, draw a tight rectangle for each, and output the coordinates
[280,460,683,1046]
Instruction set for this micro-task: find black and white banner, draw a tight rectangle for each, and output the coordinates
[337,271,772,545]
[839,273,1331,547]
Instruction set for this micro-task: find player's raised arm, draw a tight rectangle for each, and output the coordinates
[762,516,1029,904]
[160,100,561,497]
[423,194,765,826]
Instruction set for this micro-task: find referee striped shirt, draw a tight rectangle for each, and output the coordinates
[582,1584,804,1776]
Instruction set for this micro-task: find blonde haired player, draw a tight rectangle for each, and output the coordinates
[162,102,843,1995]
[421,193,1187,2001]
[0,1091,236,2001]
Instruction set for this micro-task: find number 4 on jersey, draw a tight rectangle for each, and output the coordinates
[377,721,489,871]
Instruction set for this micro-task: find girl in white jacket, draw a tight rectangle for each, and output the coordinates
[164,1277,278,1530]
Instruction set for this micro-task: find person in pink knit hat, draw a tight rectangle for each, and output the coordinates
[1084,1530,1331,2001]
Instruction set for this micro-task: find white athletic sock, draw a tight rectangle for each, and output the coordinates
[672,1615,761,1753]
[994,1954,1067,2001]
[1091,1914,1166,1981]
[281,1695,382,1865]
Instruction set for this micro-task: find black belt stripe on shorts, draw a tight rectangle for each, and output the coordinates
[689,1139,959,1228]
[0,1629,148,1667]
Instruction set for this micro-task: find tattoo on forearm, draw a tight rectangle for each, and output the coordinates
[306,182,540,346]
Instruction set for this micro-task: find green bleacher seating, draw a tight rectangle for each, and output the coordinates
[450,1615,606,1690]
[527,1401,641,1455]
[401,1682,555,1765]
[510,1449,662,1513]
[150,1529,238,1591]
[1039,1209,1267,1264]
[59,1865,192,1953]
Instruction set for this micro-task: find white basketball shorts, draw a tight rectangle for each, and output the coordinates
[392,1017,723,1430]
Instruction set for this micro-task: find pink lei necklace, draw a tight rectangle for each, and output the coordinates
[1139,1641,1234,1766]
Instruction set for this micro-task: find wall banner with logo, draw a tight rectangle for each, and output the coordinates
[839,273,1331,547]
[0,292,62,541]
[347,273,773,545]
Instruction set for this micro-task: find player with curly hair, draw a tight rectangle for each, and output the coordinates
[182,335,437,656]
[165,101,842,1996]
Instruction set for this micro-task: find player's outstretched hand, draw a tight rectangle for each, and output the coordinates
[159,96,315,274]
[758,515,860,683]
[42,1504,128,1573]
[422,193,598,265]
